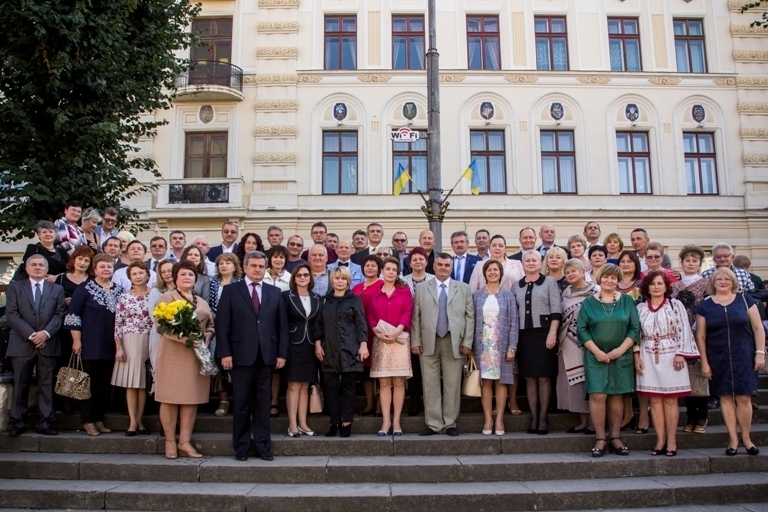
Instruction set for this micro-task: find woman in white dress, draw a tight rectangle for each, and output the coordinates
[634,270,699,457]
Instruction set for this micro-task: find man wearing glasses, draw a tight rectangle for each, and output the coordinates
[285,236,308,273]
[146,237,168,272]
[701,242,756,293]
[94,207,120,240]
[391,232,409,268]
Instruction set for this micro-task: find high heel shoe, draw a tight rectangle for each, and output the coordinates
[745,444,760,456]
[651,446,666,456]
[340,423,352,438]
[591,438,606,458]
[165,441,178,459]
[215,400,229,417]
[665,449,677,457]
[325,424,339,437]
[725,447,738,456]
[287,429,301,438]
[298,426,319,436]
[608,437,629,456]
[177,441,202,458]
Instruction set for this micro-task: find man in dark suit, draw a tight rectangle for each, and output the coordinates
[449,231,481,284]
[207,221,239,262]
[6,254,66,436]
[350,222,384,265]
[509,227,537,261]
[535,224,571,259]
[215,250,289,461]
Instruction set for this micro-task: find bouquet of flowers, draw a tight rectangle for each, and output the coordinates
[153,300,218,376]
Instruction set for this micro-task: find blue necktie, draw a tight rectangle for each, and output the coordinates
[455,256,464,281]
[437,284,449,338]
[34,283,42,313]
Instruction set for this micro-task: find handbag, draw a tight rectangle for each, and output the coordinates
[55,353,91,400]
[309,383,324,413]
[375,319,409,345]
[687,360,709,397]
[461,356,482,397]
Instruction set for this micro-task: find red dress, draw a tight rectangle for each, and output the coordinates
[367,283,413,378]
[352,279,382,368]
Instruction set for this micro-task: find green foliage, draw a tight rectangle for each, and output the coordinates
[740,1,768,28]
[0,0,200,241]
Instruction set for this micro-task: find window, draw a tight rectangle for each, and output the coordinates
[185,132,228,178]
[540,131,576,194]
[392,131,427,194]
[608,18,641,71]
[466,16,501,70]
[325,16,357,70]
[535,17,568,70]
[322,132,358,194]
[469,131,507,193]
[616,132,651,194]
[393,15,425,70]
[191,18,232,62]
[674,19,706,73]
[683,132,718,195]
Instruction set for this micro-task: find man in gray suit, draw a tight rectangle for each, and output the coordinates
[411,252,474,436]
[6,254,67,436]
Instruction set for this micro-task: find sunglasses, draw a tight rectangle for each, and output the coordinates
[295,273,310,278]
[288,242,303,247]
[392,239,407,243]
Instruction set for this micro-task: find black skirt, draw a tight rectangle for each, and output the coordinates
[517,327,558,378]
[284,341,318,383]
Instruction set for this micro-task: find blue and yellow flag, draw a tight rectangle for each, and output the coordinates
[393,163,411,196]
[462,159,481,195]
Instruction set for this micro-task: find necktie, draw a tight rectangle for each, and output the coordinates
[152,260,158,272]
[251,282,261,315]
[455,256,463,282]
[34,283,42,313]
[436,283,449,338]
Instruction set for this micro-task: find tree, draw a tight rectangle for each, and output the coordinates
[741,1,768,28]
[0,0,200,241]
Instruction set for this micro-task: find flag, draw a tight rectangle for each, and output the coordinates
[393,163,411,196]
[462,159,481,195]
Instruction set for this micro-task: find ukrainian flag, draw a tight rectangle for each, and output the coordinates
[462,159,481,195]
[393,163,411,196]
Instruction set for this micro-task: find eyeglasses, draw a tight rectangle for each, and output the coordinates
[713,254,732,260]
[288,242,303,247]
[392,239,407,243]
[295,274,310,279]
[646,255,662,260]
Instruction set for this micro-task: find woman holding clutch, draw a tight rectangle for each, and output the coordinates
[367,257,413,436]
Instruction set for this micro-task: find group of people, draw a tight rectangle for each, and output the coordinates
[5,201,767,462]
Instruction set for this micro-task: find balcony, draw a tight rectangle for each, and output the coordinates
[175,60,244,102]
[155,178,244,209]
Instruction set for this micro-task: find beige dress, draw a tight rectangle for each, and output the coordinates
[154,291,214,405]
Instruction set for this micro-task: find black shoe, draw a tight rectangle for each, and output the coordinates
[325,424,339,437]
[359,408,375,416]
[8,425,26,437]
[746,445,760,456]
[445,427,459,437]
[526,428,538,434]
[270,407,279,418]
[583,428,596,436]
[37,427,58,436]
[651,446,666,456]
[708,399,720,410]
[566,426,587,434]
[537,429,548,436]
[137,428,150,435]
[340,423,352,438]
[725,447,738,456]
[419,428,437,436]
[235,451,248,461]
[125,430,137,437]
[259,451,274,461]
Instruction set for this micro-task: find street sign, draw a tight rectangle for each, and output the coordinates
[390,126,420,142]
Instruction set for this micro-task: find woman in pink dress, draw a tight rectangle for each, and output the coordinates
[367,257,413,436]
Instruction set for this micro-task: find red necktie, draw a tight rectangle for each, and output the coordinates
[251,283,261,315]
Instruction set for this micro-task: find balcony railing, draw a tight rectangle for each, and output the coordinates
[176,60,243,92]
[169,183,230,204]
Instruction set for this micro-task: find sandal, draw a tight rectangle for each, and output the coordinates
[693,420,707,434]
[94,422,112,433]
[609,437,629,456]
[635,426,648,435]
[591,438,607,458]
[215,400,229,417]
[83,423,100,437]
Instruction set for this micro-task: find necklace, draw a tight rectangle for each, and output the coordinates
[647,298,666,313]
[598,292,618,317]
[484,285,500,295]
[177,290,197,307]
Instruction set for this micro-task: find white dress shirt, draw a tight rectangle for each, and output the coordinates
[244,277,263,303]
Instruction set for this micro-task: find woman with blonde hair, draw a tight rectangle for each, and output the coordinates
[80,208,102,253]
[567,235,589,266]
[544,247,568,292]
[603,233,624,264]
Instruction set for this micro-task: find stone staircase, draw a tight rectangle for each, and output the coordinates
[2,380,768,511]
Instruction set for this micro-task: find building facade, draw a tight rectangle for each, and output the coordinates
[9,0,768,269]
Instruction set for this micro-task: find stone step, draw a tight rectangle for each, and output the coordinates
[3,424,768,457]
[0,472,766,511]
[0,447,766,484]
[44,406,768,435]
[2,506,768,512]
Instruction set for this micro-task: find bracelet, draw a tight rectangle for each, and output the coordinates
[756,350,765,355]
[507,348,516,353]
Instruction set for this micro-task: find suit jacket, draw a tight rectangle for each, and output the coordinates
[207,243,238,263]
[282,290,322,345]
[350,247,372,266]
[508,251,524,261]
[451,254,481,284]
[327,260,364,288]
[5,279,66,358]
[411,278,474,359]
[215,280,289,366]
[536,244,572,259]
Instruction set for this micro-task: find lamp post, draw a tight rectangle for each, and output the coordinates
[424,0,444,252]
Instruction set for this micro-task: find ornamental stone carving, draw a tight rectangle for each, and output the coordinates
[738,102,768,113]
[743,154,768,165]
[297,74,323,83]
[504,74,539,83]
[728,0,751,9]
[243,74,298,84]
[648,77,681,85]
[357,74,392,82]
[713,77,737,86]
[741,128,768,138]
[254,99,298,110]
[733,50,768,61]
[253,152,297,164]
[258,0,300,7]
[257,21,300,32]
[737,77,768,86]
[256,47,299,58]
[577,75,611,85]
[440,74,465,82]
[254,126,298,136]
[731,24,768,35]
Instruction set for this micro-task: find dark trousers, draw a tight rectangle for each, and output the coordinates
[10,352,56,430]
[231,351,273,456]
[685,396,709,422]
[323,371,357,424]
[80,359,112,424]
